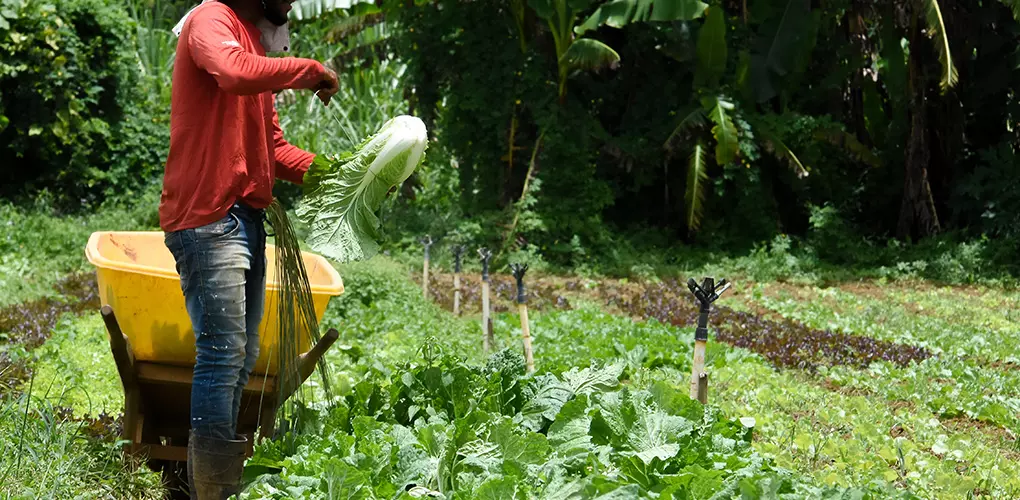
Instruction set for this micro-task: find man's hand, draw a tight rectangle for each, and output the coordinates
[315,66,339,106]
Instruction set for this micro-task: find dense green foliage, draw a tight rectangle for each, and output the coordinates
[0,0,171,206]
[364,0,1020,271]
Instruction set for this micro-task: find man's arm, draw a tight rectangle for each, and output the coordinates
[272,107,315,185]
[188,5,327,95]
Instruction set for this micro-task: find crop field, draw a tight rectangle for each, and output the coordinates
[2,227,1018,499]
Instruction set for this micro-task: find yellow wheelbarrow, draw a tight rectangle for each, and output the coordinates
[85,231,344,498]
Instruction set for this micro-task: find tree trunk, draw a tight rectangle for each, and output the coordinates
[897,17,941,240]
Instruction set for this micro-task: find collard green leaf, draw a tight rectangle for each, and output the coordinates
[548,395,593,467]
[487,417,552,469]
[519,373,573,432]
[298,115,427,263]
[648,381,703,421]
[561,362,623,395]
[628,408,692,464]
[321,460,373,499]
[694,4,726,89]
[473,475,519,500]
[536,467,587,499]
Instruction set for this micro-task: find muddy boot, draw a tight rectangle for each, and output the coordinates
[187,430,247,499]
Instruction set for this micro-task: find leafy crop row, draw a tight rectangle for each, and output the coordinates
[243,346,854,499]
[419,271,932,372]
[749,286,1020,432]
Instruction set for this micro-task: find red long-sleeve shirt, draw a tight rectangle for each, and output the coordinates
[159,1,326,232]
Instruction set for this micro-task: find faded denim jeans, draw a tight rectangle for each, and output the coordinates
[164,202,267,440]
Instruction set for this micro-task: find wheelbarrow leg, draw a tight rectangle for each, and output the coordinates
[101,306,144,459]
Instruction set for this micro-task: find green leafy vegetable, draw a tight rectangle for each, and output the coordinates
[298,115,428,263]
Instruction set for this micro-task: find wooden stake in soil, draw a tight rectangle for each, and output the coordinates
[452,245,466,316]
[686,277,730,404]
[510,263,535,373]
[478,247,494,352]
[420,235,433,299]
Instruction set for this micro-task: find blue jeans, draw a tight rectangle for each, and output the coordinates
[164,203,267,440]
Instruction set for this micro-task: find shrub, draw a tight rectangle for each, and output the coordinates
[0,0,168,207]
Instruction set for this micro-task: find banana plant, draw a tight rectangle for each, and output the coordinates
[662,3,814,235]
[528,0,621,100]
[528,0,712,100]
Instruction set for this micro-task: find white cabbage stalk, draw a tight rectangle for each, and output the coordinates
[297,115,428,263]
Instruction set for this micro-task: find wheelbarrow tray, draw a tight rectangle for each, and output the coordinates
[85,231,344,375]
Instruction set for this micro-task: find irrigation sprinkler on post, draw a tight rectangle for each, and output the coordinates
[478,247,494,352]
[452,245,466,316]
[686,277,730,404]
[419,235,433,299]
[510,263,535,373]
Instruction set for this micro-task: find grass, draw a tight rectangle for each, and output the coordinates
[30,314,124,418]
[0,378,162,499]
[0,190,160,307]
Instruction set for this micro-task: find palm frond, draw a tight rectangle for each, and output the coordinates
[812,127,881,168]
[920,0,958,92]
[685,143,708,233]
[758,128,809,179]
[663,106,707,153]
[560,38,622,73]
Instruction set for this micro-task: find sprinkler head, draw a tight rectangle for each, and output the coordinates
[452,245,466,272]
[478,247,492,280]
[687,277,730,306]
[510,263,529,303]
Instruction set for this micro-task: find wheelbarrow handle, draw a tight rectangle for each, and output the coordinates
[297,328,339,380]
[279,328,340,402]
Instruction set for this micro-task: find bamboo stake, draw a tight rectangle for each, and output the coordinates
[420,235,433,300]
[452,245,465,316]
[479,247,494,352]
[511,263,534,372]
[686,277,730,404]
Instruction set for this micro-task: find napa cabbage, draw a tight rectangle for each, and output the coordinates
[297,115,428,263]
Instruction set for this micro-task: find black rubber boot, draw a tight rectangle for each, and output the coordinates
[186,430,247,499]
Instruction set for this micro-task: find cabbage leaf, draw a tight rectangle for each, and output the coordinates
[297,115,428,263]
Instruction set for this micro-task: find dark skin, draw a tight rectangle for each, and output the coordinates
[219,0,339,105]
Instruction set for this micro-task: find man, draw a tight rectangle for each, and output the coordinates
[159,0,338,497]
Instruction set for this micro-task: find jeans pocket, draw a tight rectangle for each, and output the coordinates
[193,212,242,240]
